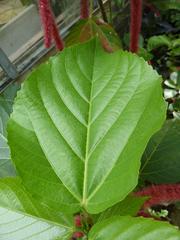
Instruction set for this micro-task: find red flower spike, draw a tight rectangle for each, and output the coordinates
[129,0,143,53]
[38,0,52,48]
[80,0,89,19]
[72,231,84,238]
[137,210,151,218]
[135,184,180,209]
[52,21,64,51]
[38,0,64,51]
[74,215,82,227]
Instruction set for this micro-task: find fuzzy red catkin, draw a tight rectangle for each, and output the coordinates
[130,0,143,53]
[39,0,52,48]
[72,231,84,238]
[80,0,89,19]
[38,0,64,50]
[135,184,180,208]
[51,21,64,51]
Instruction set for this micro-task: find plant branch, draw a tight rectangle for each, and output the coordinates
[108,0,112,24]
[97,0,108,23]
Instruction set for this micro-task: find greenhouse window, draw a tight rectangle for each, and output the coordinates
[0,0,82,92]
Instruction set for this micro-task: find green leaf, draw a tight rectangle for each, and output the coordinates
[8,39,166,214]
[88,216,180,240]
[0,134,16,177]
[0,178,74,240]
[140,119,180,184]
[149,0,180,10]
[0,107,9,136]
[138,48,153,61]
[93,195,147,223]
[147,35,172,51]
[0,83,20,116]
[65,18,121,52]
[0,83,19,178]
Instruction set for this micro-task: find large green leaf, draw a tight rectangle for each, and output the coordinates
[88,216,180,239]
[0,178,74,239]
[8,39,166,214]
[140,119,180,184]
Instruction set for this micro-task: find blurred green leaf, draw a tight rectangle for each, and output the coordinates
[0,135,16,178]
[65,18,121,52]
[149,0,180,11]
[140,119,180,184]
[147,35,172,51]
[0,83,20,178]
[138,48,153,61]
[92,195,147,223]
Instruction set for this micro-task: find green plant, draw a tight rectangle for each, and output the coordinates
[1,0,180,239]
[0,38,180,239]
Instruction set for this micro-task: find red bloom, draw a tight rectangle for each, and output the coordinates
[38,0,64,50]
[72,231,84,238]
[80,0,89,19]
[135,184,180,209]
[130,0,143,53]
[74,215,82,227]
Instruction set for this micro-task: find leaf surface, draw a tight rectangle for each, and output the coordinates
[0,178,74,240]
[0,84,19,177]
[0,134,15,177]
[140,119,180,183]
[147,35,171,51]
[8,39,166,214]
[65,18,121,52]
[92,195,146,223]
[88,216,180,240]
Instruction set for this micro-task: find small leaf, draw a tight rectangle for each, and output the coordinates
[0,83,19,178]
[0,178,74,240]
[0,107,9,136]
[88,216,180,240]
[65,18,121,52]
[93,195,147,223]
[149,0,180,11]
[8,39,166,214]
[147,35,172,51]
[0,83,20,115]
[140,119,180,184]
[0,134,16,177]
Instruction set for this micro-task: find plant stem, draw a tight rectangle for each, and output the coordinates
[108,0,112,24]
[90,0,93,18]
[97,0,108,23]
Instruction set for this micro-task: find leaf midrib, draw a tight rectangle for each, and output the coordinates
[82,40,97,207]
